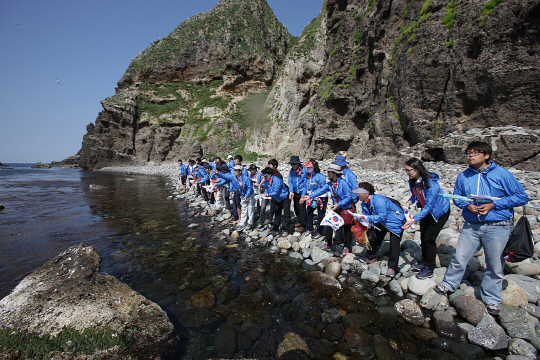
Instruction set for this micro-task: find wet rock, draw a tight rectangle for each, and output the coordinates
[178,308,221,333]
[432,310,467,343]
[223,212,231,220]
[467,324,508,350]
[0,243,173,354]
[187,289,216,308]
[322,322,343,341]
[499,304,537,340]
[508,338,538,359]
[280,349,312,360]
[244,324,263,342]
[420,288,450,311]
[308,338,336,359]
[373,334,398,360]
[213,323,237,357]
[305,271,342,296]
[321,309,344,324]
[277,332,311,359]
[450,295,488,326]
[395,299,425,326]
[302,259,317,271]
[250,332,278,358]
[325,261,341,279]
[188,223,199,228]
[285,251,303,266]
[231,230,240,238]
[407,275,436,296]
[344,325,370,348]
[411,327,439,343]
[502,279,530,307]
[237,331,253,352]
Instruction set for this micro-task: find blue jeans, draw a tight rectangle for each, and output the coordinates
[441,222,512,305]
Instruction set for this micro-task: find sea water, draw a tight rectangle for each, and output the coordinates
[0,164,431,359]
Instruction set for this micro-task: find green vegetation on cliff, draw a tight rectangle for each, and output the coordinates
[125,0,296,73]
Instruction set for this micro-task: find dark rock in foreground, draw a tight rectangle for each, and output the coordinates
[0,243,174,358]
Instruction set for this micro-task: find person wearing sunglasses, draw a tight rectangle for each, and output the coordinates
[402,158,450,279]
[434,141,529,316]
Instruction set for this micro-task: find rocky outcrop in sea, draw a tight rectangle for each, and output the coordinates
[0,243,174,359]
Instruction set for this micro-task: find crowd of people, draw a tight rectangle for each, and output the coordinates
[177,141,529,316]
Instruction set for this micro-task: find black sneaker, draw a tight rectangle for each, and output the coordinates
[412,262,426,271]
[434,284,449,296]
[485,303,500,316]
[270,231,279,237]
[416,267,434,279]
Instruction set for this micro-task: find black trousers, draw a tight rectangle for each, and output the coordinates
[420,209,450,269]
[306,197,328,234]
[326,224,353,250]
[232,192,241,220]
[292,193,307,227]
[201,181,214,204]
[366,225,403,271]
[272,197,291,232]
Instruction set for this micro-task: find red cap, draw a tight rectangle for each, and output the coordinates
[303,161,314,168]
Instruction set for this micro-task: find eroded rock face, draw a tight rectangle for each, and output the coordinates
[0,243,173,349]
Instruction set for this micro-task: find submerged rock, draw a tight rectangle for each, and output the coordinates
[0,243,173,357]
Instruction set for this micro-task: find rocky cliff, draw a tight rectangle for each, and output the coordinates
[78,0,296,168]
[76,0,540,170]
[257,0,540,169]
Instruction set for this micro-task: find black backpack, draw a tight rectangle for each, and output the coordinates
[503,215,535,263]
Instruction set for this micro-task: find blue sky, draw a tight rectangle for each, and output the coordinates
[0,0,324,163]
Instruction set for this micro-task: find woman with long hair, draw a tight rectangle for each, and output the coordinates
[403,157,451,279]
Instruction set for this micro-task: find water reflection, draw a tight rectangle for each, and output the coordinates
[81,174,440,359]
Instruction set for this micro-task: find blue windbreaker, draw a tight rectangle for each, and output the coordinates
[217,172,252,197]
[178,163,187,176]
[342,167,358,203]
[266,175,289,202]
[407,172,450,222]
[228,160,235,170]
[453,161,528,223]
[302,172,328,197]
[309,177,352,209]
[362,194,405,235]
[230,165,249,177]
[187,165,195,176]
[196,167,209,184]
[210,162,217,170]
[288,167,307,194]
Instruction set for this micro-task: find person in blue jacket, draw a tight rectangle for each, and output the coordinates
[178,159,187,192]
[301,160,328,239]
[354,182,405,277]
[402,158,451,279]
[197,159,213,205]
[248,164,264,223]
[215,164,251,223]
[261,167,291,237]
[227,155,235,171]
[333,155,358,204]
[435,141,529,315]
[288,156,308,233]
[301,163,355,256]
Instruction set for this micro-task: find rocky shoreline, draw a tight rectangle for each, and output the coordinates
[4,160,540,359]
[101,159,540,359]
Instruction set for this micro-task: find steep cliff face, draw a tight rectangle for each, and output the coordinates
[78,0,296,169]
[77,0,540,170]
[249,0,540,169]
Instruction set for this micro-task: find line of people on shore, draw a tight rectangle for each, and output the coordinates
[177,140,529,315]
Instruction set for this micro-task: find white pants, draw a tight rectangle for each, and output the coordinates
[239,192,256,227]
[215,186,224,208]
